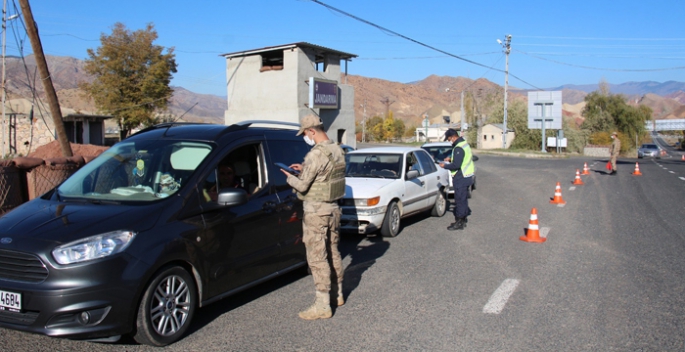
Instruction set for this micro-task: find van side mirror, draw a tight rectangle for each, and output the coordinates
[217,188,249,206]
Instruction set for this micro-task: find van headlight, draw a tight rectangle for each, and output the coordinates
[52,230,136,265]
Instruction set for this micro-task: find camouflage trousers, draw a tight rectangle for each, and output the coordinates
[611,154,618,171]
[302,202,343,294]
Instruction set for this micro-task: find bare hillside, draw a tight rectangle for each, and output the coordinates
[4,55,683,127]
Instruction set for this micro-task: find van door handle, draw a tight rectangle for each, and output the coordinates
[262,201,277,213]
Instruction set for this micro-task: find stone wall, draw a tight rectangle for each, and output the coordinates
[1,113,56,157]
[583,145,610,157]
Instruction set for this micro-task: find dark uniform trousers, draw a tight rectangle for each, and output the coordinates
[452,176,473,219]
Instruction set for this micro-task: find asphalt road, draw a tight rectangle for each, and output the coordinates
[2,154,684,351]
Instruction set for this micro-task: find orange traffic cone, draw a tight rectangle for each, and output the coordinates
[632,162,642,176]
[581,162,590,175]
[681,155,684,161]
[549,182,566,205]
[572,169,584,185]
[520,208,546,243]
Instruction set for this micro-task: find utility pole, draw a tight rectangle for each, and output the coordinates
[380,97,394,118]
[2,0,7,157]
[460,90,465,136]
[498,34,511,149]
[19,0,72,157]
[361,98,366,143]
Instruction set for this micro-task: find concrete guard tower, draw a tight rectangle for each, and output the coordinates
[222,42,358,147]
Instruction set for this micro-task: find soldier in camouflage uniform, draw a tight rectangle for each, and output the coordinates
[280,115,346,320]
[610,131,621,175]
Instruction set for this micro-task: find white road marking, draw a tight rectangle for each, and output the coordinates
[569,186,576,191]
[556,203,566,207]
[483,279,520,314]
[540,227,550,238]
[669,171,675,174]
[680,177,685,181]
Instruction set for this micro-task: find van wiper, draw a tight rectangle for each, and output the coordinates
[63,197,121,205]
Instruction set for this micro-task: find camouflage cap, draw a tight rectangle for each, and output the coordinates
[296,114,324,136]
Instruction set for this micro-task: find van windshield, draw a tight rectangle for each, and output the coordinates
[57,140,213,202]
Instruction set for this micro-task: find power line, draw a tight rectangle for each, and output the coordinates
[308,0,542,90]
[357,52,500,60]
[516,35,685,41]
[515,49,685,72]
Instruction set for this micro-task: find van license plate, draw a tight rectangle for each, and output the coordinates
[0,290,21,312]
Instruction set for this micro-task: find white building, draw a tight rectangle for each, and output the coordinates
[478,123,515,149]
[415,123,463,143]
[222,42,358,147]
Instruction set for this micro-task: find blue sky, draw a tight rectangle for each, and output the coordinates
[7,0,684,96]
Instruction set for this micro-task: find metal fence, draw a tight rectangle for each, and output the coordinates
[0,163,28,215]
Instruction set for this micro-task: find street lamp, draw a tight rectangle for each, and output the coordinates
[446,87,466,137]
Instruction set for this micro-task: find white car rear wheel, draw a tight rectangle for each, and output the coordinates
[431,190,447,217]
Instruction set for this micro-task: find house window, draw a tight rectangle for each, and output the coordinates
[491,135,495,140]
[315,54,327,72]
[260,50,284,72]
[483,135,487,141]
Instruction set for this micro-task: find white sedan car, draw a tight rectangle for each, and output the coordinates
[339,147,449,237]
[420,141,477,198]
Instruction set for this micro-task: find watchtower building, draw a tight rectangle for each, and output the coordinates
[222,42,357,147]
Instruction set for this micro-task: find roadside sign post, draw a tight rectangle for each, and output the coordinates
[528,91,562,153]
[534,101,554,153]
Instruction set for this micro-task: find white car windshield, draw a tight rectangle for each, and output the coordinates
[57,140,213,202]
[345,153,402,179]
[421,146,452,162]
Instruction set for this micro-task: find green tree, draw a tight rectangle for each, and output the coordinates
[488,100,540,150]
[392,117,406,140]
[580,91,651,141]
[365,115,384,141]
[81,23,177,138]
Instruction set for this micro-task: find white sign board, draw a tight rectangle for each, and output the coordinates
[528,91,562,130]
[547,137,567,147]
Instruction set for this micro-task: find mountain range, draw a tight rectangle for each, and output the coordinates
[4,55,685,128]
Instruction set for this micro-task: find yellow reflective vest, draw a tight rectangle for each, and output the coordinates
[450,140,474,178]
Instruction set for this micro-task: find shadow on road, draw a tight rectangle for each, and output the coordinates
[339,234,390,306]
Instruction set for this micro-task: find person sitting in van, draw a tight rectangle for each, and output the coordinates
[203,164,244,202]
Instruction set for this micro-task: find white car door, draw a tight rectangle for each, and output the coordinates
[415,149,442,206]
[402,152,428,213]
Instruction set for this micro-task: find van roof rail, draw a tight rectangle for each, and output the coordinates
[234,120,300,129]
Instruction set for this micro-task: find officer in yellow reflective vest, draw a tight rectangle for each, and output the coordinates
[439,129,474,231]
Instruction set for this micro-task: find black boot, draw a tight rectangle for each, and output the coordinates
[447,218,465,231]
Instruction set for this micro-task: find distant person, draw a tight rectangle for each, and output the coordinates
[280,114,346,320]
[610,131,620,175]
[440,128,474,231]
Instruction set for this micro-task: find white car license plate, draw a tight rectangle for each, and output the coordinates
[0,289,21,312]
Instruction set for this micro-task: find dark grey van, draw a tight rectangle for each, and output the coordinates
[0,121,310,346]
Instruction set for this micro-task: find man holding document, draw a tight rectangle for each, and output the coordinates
[279,114,346,320]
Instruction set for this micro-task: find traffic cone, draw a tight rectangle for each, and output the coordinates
[681,155,684,161]
[549,182,566,205]
[520,208,546,243]
[572,169,584,185]
[581,162,590,175]
[632,162,642,176]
